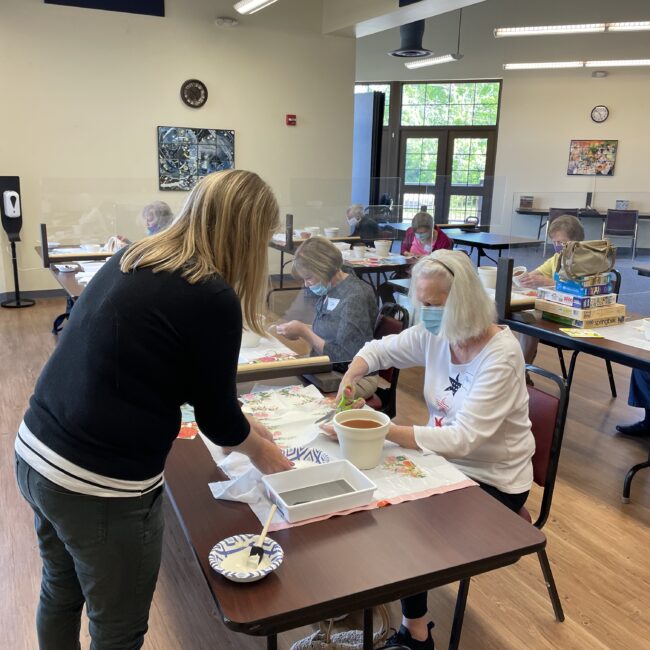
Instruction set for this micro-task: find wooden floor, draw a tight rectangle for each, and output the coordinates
[2,298,650,650]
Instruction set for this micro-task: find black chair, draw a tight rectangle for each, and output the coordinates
[365,303,409,418]
[449,365,568,648]
[603,209,639,258]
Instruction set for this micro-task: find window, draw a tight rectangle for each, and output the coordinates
[355,83,391,126]
[401,82,500,127]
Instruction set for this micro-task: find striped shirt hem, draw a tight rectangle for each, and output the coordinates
[15,421,164,498]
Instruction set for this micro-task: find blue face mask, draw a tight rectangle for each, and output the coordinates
[421,306,445,335]
[553,242,564,253]
[308,282,329,296]
[415,232,430,242]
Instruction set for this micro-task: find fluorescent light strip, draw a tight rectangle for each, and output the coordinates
[607,21,650,32]
[503,61,585,70]
[585,59,650,67]
[234,0,279,15]
[495,21,650,37]
[404,54,462,69]
[495,24,605,37]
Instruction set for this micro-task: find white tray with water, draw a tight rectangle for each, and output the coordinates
[261,459,377,523]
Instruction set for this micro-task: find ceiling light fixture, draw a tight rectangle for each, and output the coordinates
[585,58,650,67]
[504,59,650,70]
[607,21,650,32]
[234,0,278,15]
[405,8,464,69]
[503,61,585,70]
[405,53,463,69]
[495,21,650,38]
[495,24,605,37]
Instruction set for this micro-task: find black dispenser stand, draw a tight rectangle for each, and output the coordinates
[1,241,35,308]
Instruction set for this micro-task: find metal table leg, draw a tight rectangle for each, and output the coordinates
[267,633,278,650]
[363,607,373,650]
[622,446,650,504]
[449,577,471,650]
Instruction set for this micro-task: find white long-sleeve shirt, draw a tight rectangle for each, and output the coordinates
[358,325,534,494]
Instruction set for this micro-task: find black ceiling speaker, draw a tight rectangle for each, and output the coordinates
[388,0,431,58]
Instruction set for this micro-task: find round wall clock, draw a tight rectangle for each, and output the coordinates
[180,79,208,108]
[591,105,609,123]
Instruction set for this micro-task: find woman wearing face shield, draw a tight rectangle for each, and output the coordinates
[276,236,379,397]
[325,250,534,650]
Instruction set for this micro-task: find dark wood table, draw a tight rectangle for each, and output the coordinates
[633,264,650,277]
[443,230,542,266]
[343,256,415,303]
[165,436,546,650]
[516,208,650,239]
[503,310,650,501]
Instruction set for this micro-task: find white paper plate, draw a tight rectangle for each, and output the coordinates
[208,534,283,583]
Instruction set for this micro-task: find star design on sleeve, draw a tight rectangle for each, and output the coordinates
[445,373,462,396]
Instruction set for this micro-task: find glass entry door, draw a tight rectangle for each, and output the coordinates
[398,129,448,223]
[398,128,496,225]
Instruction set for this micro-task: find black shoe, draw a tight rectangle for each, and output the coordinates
[382,621,434,650]
[616,421,650,437]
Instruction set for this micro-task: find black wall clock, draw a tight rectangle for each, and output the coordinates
[591,105,609,123]
[181,79,208,108]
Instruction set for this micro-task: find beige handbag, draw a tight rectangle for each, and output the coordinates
[555,239,616,281]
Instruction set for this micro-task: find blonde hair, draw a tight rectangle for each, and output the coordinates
[410,249,495,344]
[120,170,279,335]
[291,236,342,284]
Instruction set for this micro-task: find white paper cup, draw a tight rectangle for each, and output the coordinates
[304,226,320,237]
[374,240,392,257]
[477,266,497,290]
[80,243,101,252]
[512,266,527,288]
[333,410,390,470]
[324,227,340,238]
[352,246,366,259]
[241,329,261,348]
[644,318,650,341]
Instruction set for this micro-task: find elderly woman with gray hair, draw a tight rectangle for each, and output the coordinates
[141,201,174,236]
[276,236,379,397]
[330,249,534,650]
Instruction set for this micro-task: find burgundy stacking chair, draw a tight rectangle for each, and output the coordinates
[364,303,409,418]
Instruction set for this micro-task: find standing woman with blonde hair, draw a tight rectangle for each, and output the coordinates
[15,170,292,650]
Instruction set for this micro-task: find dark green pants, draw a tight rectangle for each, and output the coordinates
[15,454,164,650]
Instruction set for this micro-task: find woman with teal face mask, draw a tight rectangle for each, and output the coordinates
[323,250,535,650]
[276,237,379,398]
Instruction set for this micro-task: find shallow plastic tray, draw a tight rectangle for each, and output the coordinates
[262,459,377,523]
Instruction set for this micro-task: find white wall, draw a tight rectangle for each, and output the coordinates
[0,0,355,294]
[355,0,650,244]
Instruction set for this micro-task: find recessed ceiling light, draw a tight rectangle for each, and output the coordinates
[215,16,239,27]
[495,21,650,37]
[585,59,650,67]
[405,53,463,69]
[503,61,585,70]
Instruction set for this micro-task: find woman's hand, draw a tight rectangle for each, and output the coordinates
[245,414,274,443]
[275,320,307,341]
[231,417,293,474]
[336,357,370,402]
[518,271,552,288]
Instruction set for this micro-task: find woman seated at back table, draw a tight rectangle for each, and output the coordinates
[517,214,584,288]
[324,250,535,650]
[276,236,379,398]
[400,211,453,256]
[516,214,585,364]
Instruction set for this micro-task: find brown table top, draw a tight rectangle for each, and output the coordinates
[36,245,114,267]
[165,436,545,637]
[49,266,88,299]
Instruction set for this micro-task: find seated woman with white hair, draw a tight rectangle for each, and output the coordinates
[327,249,535,650]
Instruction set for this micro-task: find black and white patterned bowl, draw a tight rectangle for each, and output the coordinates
[208,534,284,583]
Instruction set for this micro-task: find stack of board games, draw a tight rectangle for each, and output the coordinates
[535,271,625,328]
